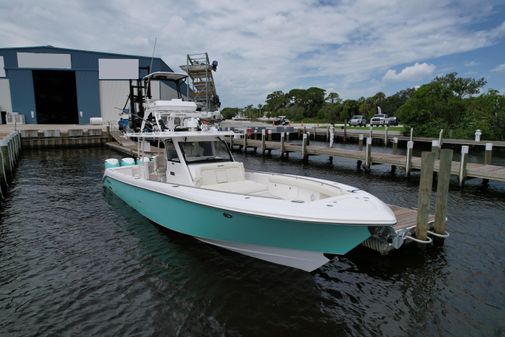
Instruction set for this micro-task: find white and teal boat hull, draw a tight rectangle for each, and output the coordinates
[103,168,395,271]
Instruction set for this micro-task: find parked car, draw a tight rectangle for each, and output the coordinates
[274,116,290,126]
[384,116,398,126]
[349,115,367,126]
[370,114,388,126]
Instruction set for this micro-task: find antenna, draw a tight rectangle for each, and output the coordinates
[148,37,157,74]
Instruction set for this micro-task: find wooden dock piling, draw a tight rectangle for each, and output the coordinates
[434,149,453,236]
[302,133,308,163]
[384,126,389,146]
[484,143,493,165]
[261,129,266,156]
[405,141,414,176]
[431,140,440,160]
[0,132,21,199]
[365,137,372,171]
[280,132,285,158]
[392,137,398,155]
[459,145,469,186]
[358,134,364,151]
[0,143,12,180]
[416,152,435,241]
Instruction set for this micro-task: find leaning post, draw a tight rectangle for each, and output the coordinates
[434,149,453,236]
[358,134,364,151]
[459,145,469,187]
[416,151,435,241]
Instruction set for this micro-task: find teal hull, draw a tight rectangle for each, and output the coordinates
[103,176,371,254]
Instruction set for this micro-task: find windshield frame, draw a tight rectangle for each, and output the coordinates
[179,137,234,164]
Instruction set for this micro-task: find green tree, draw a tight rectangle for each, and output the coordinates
[341,99,359,121]
[220,107,240,119]
[382,88,415,116]
[265,91,287,113]
[396,73,487,138]
[326,92,341,104]
[435,72,486,98]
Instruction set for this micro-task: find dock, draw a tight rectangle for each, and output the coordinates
[0,131,22,201]
[235,137,505,185]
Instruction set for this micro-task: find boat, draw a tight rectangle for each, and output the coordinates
[103,72,397,272]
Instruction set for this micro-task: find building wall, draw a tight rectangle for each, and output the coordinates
[8,68,37,123]
[0,79,12,112]
[0,46,176,124]
[99,80,130,123]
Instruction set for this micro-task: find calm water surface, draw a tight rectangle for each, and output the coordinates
[1,147,504,337]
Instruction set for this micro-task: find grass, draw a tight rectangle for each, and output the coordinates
[343,125,404,131]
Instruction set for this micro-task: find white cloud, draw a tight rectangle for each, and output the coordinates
[492,63,505,72]
[383,63,436,81]
[0,0,503,106]
[464,60,479,67]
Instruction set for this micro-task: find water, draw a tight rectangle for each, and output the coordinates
[1,147,505,337]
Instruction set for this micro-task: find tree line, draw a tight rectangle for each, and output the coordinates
[221,73,505,140]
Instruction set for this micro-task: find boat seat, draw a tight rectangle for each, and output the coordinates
[193,162,245,186]
[204,180,268,194]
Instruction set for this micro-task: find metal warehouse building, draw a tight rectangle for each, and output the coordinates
[0,46,184,124]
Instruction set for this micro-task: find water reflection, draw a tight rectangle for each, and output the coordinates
[0,147,504,337]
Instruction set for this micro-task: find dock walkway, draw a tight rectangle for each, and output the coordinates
[241,138,505,184]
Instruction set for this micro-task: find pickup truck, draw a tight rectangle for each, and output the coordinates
[370,114,388,126]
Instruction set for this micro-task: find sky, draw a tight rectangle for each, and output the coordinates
[0,0,504,107]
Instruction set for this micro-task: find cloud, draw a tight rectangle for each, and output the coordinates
[492,63,505,72]
[0,0,503,106]
[383,63,436,81]
[464,60,479,67]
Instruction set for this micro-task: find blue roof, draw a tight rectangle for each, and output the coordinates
[0,45,171,70]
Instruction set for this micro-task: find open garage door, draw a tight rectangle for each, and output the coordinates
[33,70,79,124]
